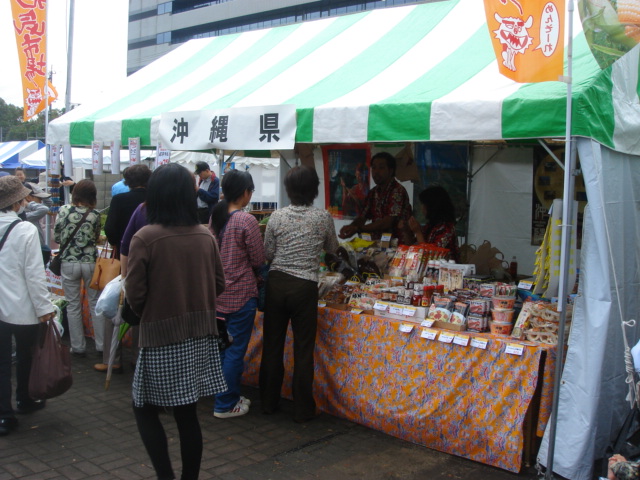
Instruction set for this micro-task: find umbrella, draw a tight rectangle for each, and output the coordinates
[105,290,128,390]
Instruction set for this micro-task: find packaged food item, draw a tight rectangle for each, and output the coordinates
[479,283,496,297]
[467,314,489,332]
[491,295,516,310]
[491,308,514,323]
[468,298,491,315]
[490,321,513,335]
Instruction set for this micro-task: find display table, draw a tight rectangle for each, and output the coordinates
[242,307,555,473]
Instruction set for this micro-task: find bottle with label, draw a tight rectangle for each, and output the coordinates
[509,256,518,279]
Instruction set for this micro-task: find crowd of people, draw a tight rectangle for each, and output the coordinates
[0,152,471,478]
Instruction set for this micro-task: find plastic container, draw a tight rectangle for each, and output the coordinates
[489,321,514,335]
[491,295,516,310]
[491,308,515,323]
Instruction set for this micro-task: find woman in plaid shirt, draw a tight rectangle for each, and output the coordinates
[209,170,265,418]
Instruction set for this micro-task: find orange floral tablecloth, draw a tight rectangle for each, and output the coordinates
[242,307,555,473]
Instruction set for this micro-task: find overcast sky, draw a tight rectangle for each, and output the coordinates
[0,0,128,110]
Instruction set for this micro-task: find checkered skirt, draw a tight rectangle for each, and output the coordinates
[132,335,227,408]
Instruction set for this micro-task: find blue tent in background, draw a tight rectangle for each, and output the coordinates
[0,141,45,169]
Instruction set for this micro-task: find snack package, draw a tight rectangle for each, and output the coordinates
[467,313,489,332]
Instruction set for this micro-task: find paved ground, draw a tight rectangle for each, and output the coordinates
[1,340,543,480]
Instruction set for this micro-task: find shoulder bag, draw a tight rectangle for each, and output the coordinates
[49,209,91,276]
[0,219,21,253]
[89,242,121,290]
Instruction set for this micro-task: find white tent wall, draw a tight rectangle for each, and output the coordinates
[468,145,543,277]
[537,138,640,479]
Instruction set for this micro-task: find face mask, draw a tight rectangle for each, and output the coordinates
[17,204,26,214]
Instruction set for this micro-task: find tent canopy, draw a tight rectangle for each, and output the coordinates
[0,141,45,168]
[48,0,640,155]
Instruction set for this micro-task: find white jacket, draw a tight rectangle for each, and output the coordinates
[0,211,53,325]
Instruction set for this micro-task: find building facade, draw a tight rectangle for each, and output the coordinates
[127,0,434,74]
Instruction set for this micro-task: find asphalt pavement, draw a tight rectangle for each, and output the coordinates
[1,340,543,480]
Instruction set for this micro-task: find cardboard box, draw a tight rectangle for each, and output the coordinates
[374,302,426,323]
[432,320,467,332]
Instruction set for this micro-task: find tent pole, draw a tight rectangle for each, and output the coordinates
[545,0,575,478]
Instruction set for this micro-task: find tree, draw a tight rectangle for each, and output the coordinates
[0,97,64,142]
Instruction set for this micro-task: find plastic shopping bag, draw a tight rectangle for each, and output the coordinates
[95,275,122,319]
[29,320,73,400]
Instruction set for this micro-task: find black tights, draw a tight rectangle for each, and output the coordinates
[133,402,203,480]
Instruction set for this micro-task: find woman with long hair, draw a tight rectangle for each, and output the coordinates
[259,165,339,423]
[125,163,226,479]
[407,185,460,262]
[209,169,265,418]
[53,179,103,357]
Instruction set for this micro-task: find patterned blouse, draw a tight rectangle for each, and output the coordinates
[422,221,460,262]
[360,178,412,240]
[54,205,101,263]
[214,211,266,314]
[264,205,339,282]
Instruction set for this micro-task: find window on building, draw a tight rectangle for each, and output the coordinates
[158,2,172,15]
[156,31,172,44]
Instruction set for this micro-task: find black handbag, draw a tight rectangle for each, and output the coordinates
[121,298,141,326]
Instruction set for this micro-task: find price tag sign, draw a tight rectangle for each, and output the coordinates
[518,280,534,291]
[470,338,489,350]
[389,305,403,315]
[361,233,372,241]
[453,335,470,347]
[402,306,417,317]
[438,332,454,344]
[421,319,435,327]
[421,328,438,340]
[318,301,326,307]
[399,324,414,333]
[381,233,392,242]
[350,308,363,314]
[505,343,525,356]
[373,301,389,311]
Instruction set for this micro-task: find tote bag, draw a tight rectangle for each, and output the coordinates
[90,244,121,290]
[28,320,73,400]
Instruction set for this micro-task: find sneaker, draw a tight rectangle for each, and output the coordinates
[239,396,251,406]
[213,401,249,419]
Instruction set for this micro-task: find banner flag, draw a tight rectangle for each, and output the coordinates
[49,143,60,175]
[92,141,103,175]
[11,0,58,121]
[110,141,120,174]
[128,138,140,165]
[577,0,640,69]
[155,142,171,169]
[484,0,565,82]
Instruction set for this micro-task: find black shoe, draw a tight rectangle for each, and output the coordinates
[16,399,46,415]
[0,416,18,436]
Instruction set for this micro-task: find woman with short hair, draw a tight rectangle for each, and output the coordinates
[259,165,339,423]
[53,179,103,357]
[125,163,227,480]
[210,169,265,418]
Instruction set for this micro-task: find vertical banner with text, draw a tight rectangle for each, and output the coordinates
[49,143,60,175]
[92,141,103,175]
[128,138,140,165]
[110,141,120,174]
[484,0,565,83]
[155,141,171,169]
[11,0,58,121]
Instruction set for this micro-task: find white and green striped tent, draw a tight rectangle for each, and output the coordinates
[48,1,640,480]
[49,0,640,155]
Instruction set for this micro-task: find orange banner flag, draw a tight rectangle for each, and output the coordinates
[11,0,58,121]
[484,0,565,83]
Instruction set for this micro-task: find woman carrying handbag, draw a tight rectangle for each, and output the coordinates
[53,179,104,358]
[0,176,55,437]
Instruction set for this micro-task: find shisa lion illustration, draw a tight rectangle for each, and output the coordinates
[25,88,43,118]
[493,13,534,71]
